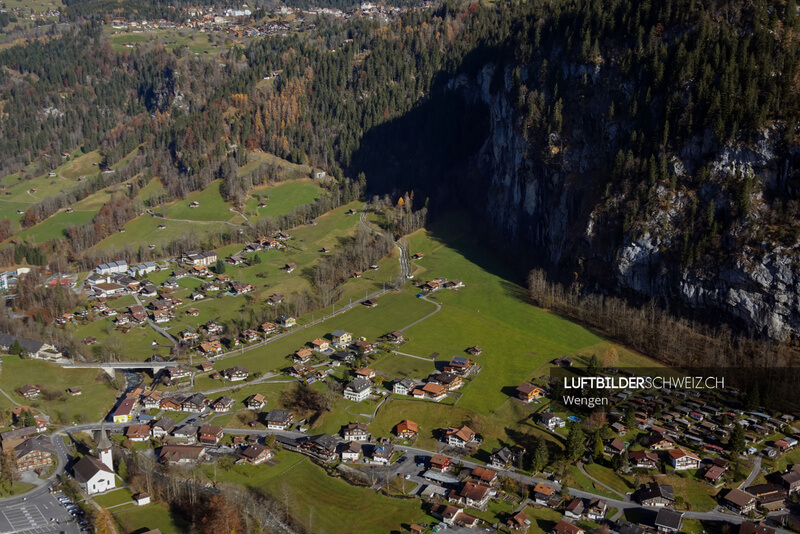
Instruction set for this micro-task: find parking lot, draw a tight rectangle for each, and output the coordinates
[0,493,81,534]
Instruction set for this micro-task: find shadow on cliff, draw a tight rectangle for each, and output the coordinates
[347,43,502,210]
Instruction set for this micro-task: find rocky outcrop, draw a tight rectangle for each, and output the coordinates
[453,63,800,340]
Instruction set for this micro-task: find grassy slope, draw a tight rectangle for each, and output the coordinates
[0,356,119,423]
[245,179,322,218]
[365,212,661,455]
[259,455,427,534]
[113,503,190,534]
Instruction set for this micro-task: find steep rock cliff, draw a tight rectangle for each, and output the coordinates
[454,62,800,340]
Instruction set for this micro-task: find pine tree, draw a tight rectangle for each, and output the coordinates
[587,354,600,375]
[566,424,585,462]
[592,434,604,462]
[532,439,549,473]
[215,259,226,274]
[8,339,22,356]
[624,407,636,431]
[729,423,746,454]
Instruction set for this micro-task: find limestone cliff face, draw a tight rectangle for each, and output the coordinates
[451,63,800,340]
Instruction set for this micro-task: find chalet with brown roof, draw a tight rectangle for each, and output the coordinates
[629,450,659,469]
[430,454,452,471]
[448,481,494,509]
[387,330,404,343]
[605,438,628,455]
[342,423,370,442]
[293,348,313,363]
[239,444,273,465]
[516,383,545,402]
[198,340,222,355]
[67,386,82,396]
[471,466,498,486]
[13,435,55,471]
[395,420,418,439]
[246,394,266,410]
[668,448,701,470]
[416,382,447,401]
[446,425,477,448]
[704,465,726,483]
[158,445,206,465]
[444,356,473,376]
[310,338,329,351]
[533,483,556,505]
[260,321,279,334]
[466,345,482,356]
[430,372,463,391]
[18,385,40,399]
[724,488,757,513]
[212,396,235,413]
[125,425,151,442]
[198,425,223,445]
[355,367,376,380]
[553,520,585,534]
[507,511,529,531]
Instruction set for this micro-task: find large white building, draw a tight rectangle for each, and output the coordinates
[344,378,371,402]
[73,428,115,494]
[95,260,128,275]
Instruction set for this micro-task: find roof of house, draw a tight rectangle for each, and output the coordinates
[533,482,555,496]
[565,498,584,513]
[265,409,292,422]
[639,482,674,502]
[241,444,271,459]
[725,488,756,507]
[198,425,223,435]
[13,435,55,458]
[430,453,450,465]
[471,466,497,483]
[654,509,684,530]
[458,481,491,501]
[668,447,700,460]
[739,522,777,534]
[331,329,349,337]
[346,378,372,393]
[554,520,584,534]
[446,425,475,443]
[158,445,206,462]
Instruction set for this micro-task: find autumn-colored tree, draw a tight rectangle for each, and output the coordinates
[602,347,619,368]
[94,508,115,534]
[202,495,243,534]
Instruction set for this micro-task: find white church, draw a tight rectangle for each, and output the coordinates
[73,427,116,494]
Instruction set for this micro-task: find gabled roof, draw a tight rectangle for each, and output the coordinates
[654,509,683,530]
[668,447,700,460]
[724,488,756,507]
[638,482,674,502]
[73,455,113,481]
[346,378,372,393]
[13,435,55,458]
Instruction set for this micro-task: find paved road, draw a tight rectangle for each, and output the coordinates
[133,294,178,345]
[739,456,762,489]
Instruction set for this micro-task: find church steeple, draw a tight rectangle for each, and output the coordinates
[96,423,113,471]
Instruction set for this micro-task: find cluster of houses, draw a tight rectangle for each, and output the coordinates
[418,277,465,292]
[104,2,419,43]
[109,372,261,424]
[389,356,478,402]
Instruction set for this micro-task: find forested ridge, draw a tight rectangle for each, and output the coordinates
[1,0,800,335]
